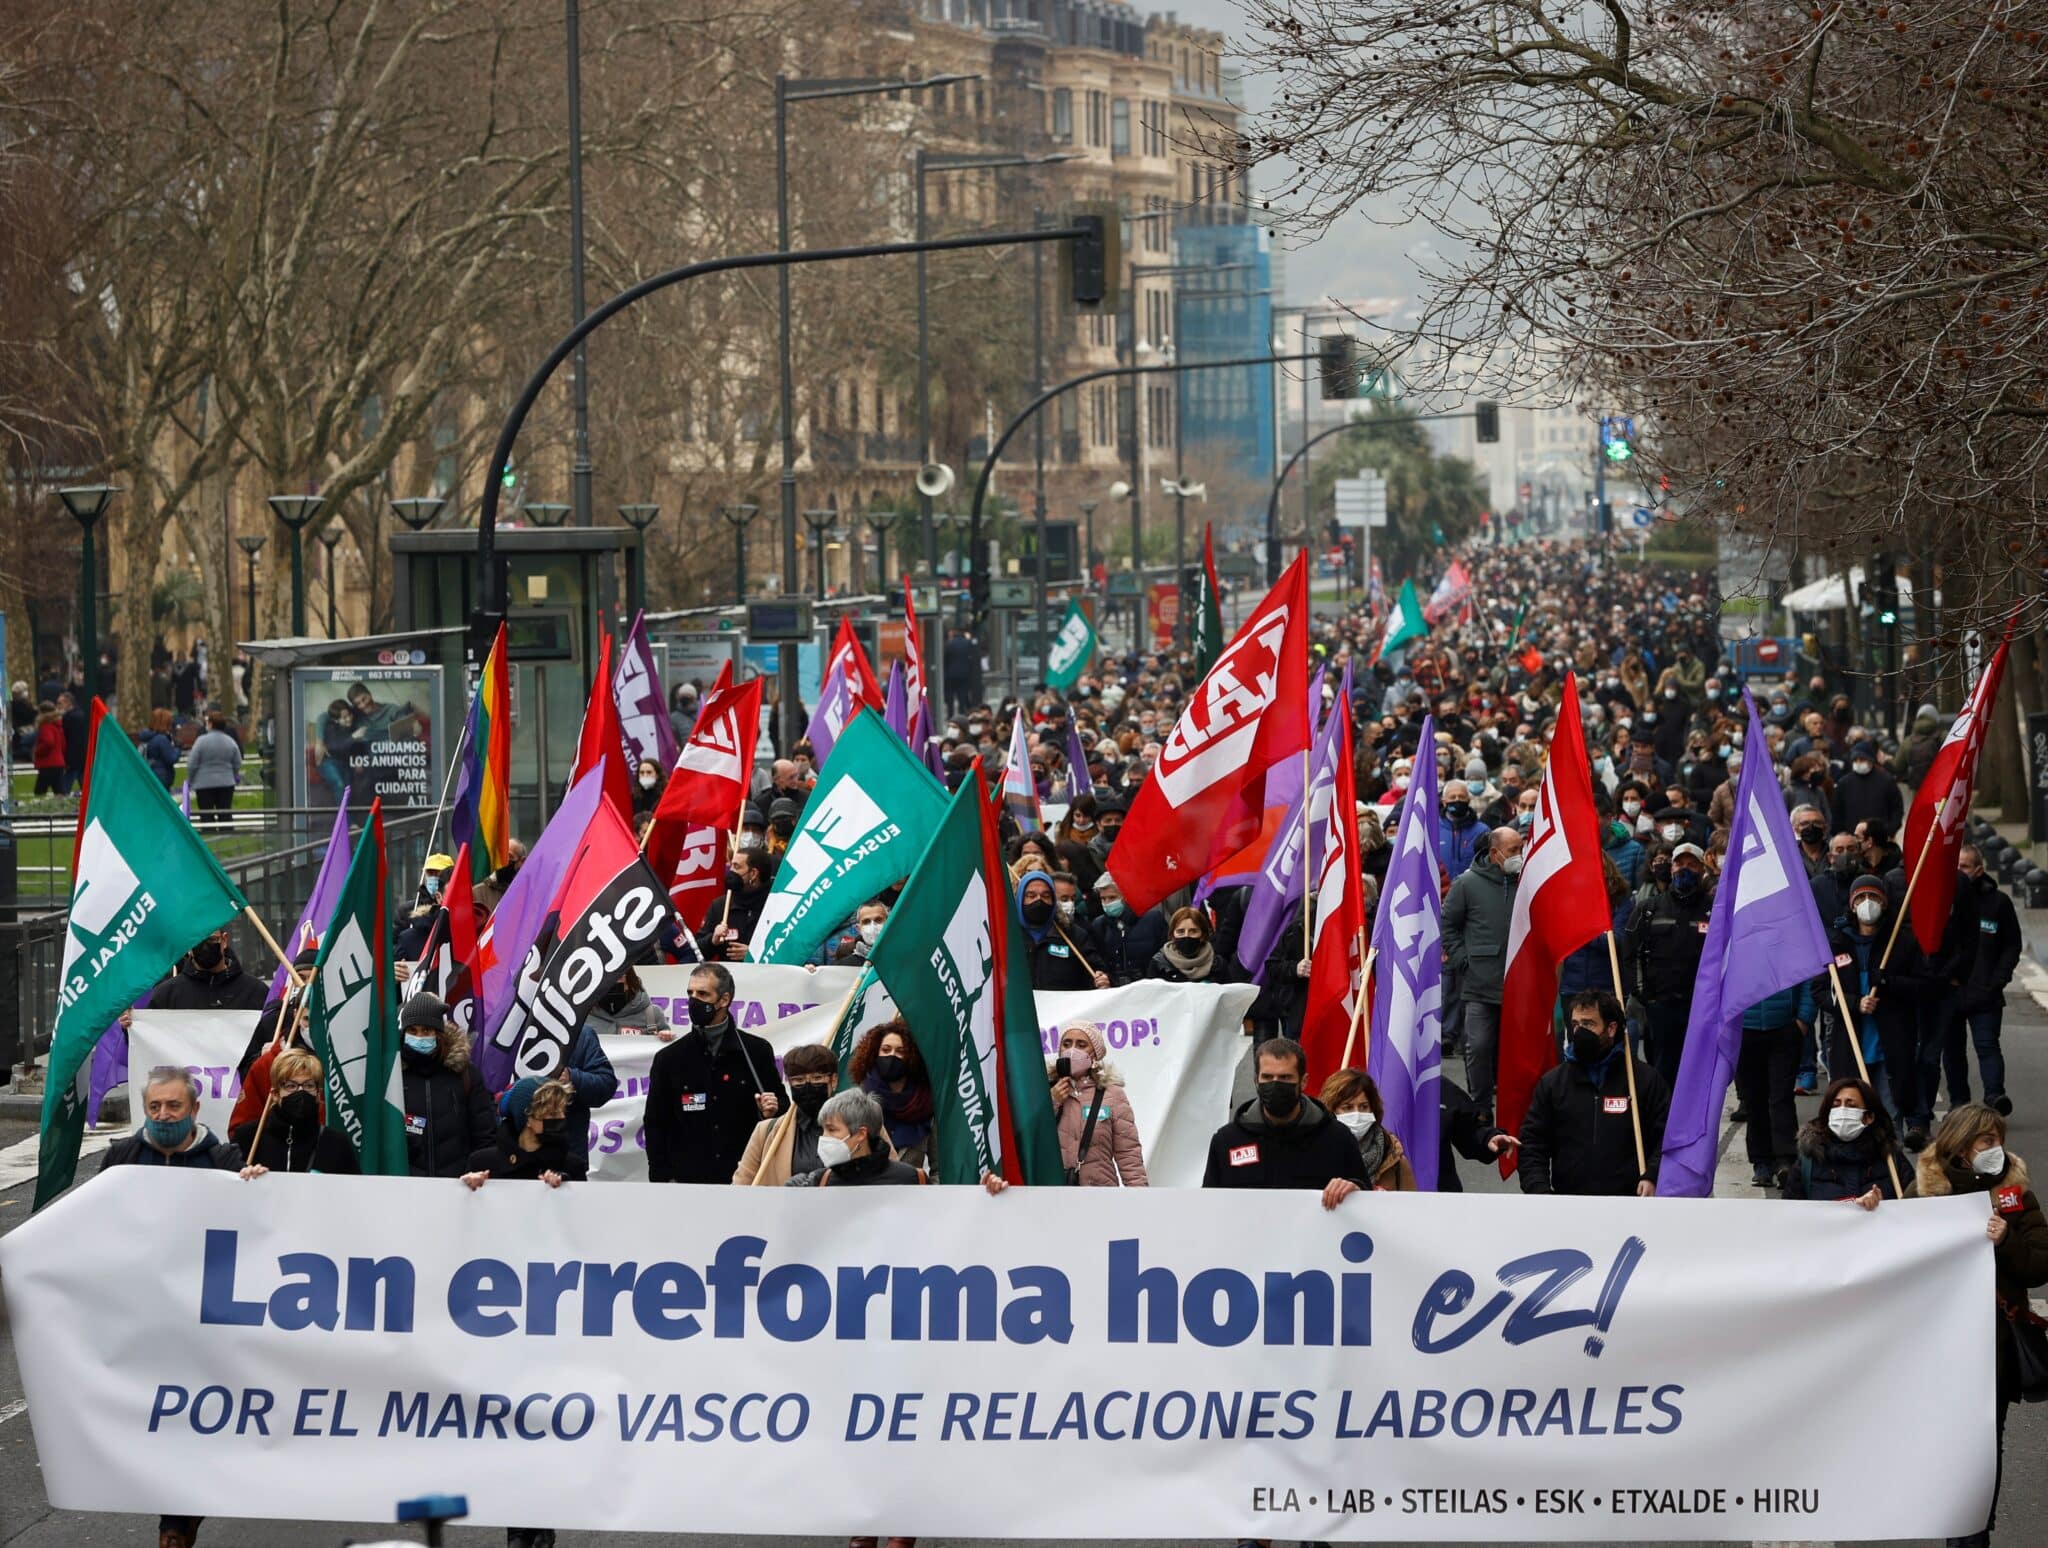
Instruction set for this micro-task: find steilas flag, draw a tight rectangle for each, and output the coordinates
[1904,633,2009,954]
[827,615,885,711]
[1110,554,1309,915]
[573,631,635,825]
[1496,674,1610,1172]
[1301,696,1365,1093]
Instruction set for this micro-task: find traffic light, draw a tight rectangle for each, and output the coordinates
[1319,334,1359,400]
[1475,401,1500,443]
[500,460,519,490]
[1066,205,1118,309]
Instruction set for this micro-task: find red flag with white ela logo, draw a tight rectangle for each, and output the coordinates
[1107,555,1309,915]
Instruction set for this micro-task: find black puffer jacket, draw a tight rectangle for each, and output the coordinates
[153,952,270,1012]
[1781,1118,1908,1201]
[1200,1095,1369,1192]
[1517,1049,1671,1197]
[401,1029,498,1179]
[1626,882,1715,1004]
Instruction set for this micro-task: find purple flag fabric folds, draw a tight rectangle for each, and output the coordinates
[883,661,909,740]
[615,610,679,772]
[270,799,352,1003]
[1367,714,1444,1189]
[805,661,856,769]
[1658,693,1833,1197]
[1235,683,1344,978]
[1066,719,1093,801]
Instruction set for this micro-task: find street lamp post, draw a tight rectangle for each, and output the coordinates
[868,506,900,594]
[1077,498,1099,596]
[265,494,323,636]
[618,503,662,620]
[524,502,571,528]
[391,496,446,532]
[565,0,595,528]
[801,509,836,601]
[719,504,760,602]
[317,524,344,638]
[56,486,118,692]
[234,534,266,640]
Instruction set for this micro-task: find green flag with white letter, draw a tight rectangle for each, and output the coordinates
[1372,577,1430,664]
[867,770,1066,1186]
[1042,599,1097,693]
[305,800,409,1175]
[35,718,248,1208]
[749,709,948,966]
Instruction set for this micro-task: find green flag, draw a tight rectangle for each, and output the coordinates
[824,963,895,1085]
[749,709,948,965]
[305,800,408,1175]
[1191,523,1225,675]
[1373,577,1430,663]
[1042,599,1097,693]
[867,773,1066,1187]
[35,717,248,1208]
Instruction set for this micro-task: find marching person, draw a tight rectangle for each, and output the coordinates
[1519,990,1669,1198]
[1147,905,1228,984]
[711,845,772,959]
[1442,824,1522,1113]
[1200,1036,1370,1207]
[1088,872,1166,985]
[150,926,269,1011]
[1912,1104,2048,1548]
[579,964,673,1040]
[1318,1067,1419,1190]
[462,1076,572,1189]
[392,852,455,966]
[1780,1077,1908,1207]
[1626,840,1715,1085]
[797,1087,929,1189]
[1017,869,1107,990]
[1941,845,2021,1117]
[850,1019,936,1170]
[231,1049,361,1177]
[1438,1073,1518,1192]
[735,1043,837,1186]
[101,1065,244,1175]
[1049,1021,1148,1187]
[397,992,497,1180]
[644,963,786,1184]
[1833,872,1938,1148]
[555,1011,619,1182]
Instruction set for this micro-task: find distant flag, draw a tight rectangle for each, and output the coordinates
[902,580,937,734]
[179,781,192,821]
[449,622,512,884]
[1372,579,1429,664]
[615,610,680,773]
[1066,717,1094,801]
[1301,697,1366,1092]
[1043,599,1098,694]
[883,659,910,741]
[652,676,763,834]
[1903,630,2010,955]
[269,798,352,1003]
[827,615,885,711]
[67,696,109,883]
[1191,523,1225,675]
[1234,678,1340,978]
[416,842,484,1038]
[1002,708,1043,834]
[1367,555,1386,613]
[1367,712,1445,1188]
[1425,558,1472,623]
[1659,694,1834,1197]
[805,658,859,768]
[572,631,635,824]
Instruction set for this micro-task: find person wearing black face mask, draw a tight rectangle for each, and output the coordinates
[1789,803,1831,881]
[1200,1037,1369,1207]
[232,1048,361,1178]
[645,963,788,1184]
[713,850,771,961]
[464,1079,572,1191]
[1016,870,1108,990]
[735,1042,837,1185]
[1624,843,1715,1086]
[150,926,268,1011]
[1518,991,1668,1198]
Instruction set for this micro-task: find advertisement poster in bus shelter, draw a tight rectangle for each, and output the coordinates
[291,665,444,810]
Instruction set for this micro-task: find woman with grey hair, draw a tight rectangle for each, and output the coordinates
[791,1087,927,1188]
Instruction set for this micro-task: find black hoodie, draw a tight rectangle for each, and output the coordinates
[152,950,269,1012]
[1201,1094,1369,1192]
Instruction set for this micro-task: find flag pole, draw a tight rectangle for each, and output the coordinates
[1053,922,1102,981]
[242,906,305,987]
[1825,961,1908,1198]
[1604,929,1648,1183]
[416,709,472,889]
[1339,945,1376,1070]
[717,781,751,938]
[1878,796,1945,970]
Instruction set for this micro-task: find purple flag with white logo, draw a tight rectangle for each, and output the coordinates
[1066,718,1093,801]
[805,659,858,769]
[475,771,605,1091]
[270,797,352,1002]
[1367,713,1444,1188]
[1658,693,1833,1197]
[615,610,679,772]
[1235,680,1345,978]
[883,660,909,741]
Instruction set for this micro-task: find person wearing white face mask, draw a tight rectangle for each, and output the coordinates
[1781,1077,1906,1207]
[1911,1104,2046,1548]
[1318,1068,1418,1190]
[632,756,665,818]
[827,898,891,967]
[1830,873,1939,1149]
[1047,1021,1148,1187]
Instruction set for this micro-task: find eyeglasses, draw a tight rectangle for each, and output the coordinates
[275,1080,320,1097]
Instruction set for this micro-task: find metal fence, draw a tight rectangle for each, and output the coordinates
[1,806,441,1072]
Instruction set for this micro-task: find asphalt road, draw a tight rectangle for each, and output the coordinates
[0,970,2042,1547]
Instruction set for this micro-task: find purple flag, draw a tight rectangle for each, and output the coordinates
[1002,708,1043,833]
[913,697,948,780]
[1367,713,1444,1189]
[86,990,151,1125]
[615,609,679,772]
[179,781,192,820]
[1307,664,1328,738]
[270,798,352,1002]
[883,660,909,740]
[1066,719,1093,801]
[475,772,605,1091]
[1235,686,1345,977]
[1658,693,1833,1197]
[805,659,858,769]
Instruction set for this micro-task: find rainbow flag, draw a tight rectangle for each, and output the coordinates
[449,622,512,884]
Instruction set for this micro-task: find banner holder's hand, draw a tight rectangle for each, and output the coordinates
[461,1171,488,1191]
[1321,1177,1360,1210]
[981,1173,1009,1196]
[238,1165,269,1182]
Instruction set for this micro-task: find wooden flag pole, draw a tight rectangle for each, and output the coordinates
[1298,746,1313,951]
[1604,929,1648,1184]
[1339,945,1377,1071]
[1878,796,1945,970]
[242,907,305,988]
[1826,960,1908,1198]
[1053,923,1103,981]
[717,783,752,937]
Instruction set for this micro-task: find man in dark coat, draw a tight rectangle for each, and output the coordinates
[644,963,788,1184]
[101,1066,244,1173]
[150,929,270,1012]
[1089,873,1167,985]
[1201,1037,1369,1205]
[1519,991,1670,1197]
[1442,826,1521,1112]
[712,849,772,960]
[1831,739,1903,835]
[1938,846,2023,1117]
[1625,841,1715,1086]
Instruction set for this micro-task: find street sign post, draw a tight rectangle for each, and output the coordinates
[1332,473,1387,528]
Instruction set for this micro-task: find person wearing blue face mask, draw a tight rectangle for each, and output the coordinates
[1087,871,1165,986]
[102,1065,245,1175]
[1624,842,1716,1086]
[397,992,497,1180]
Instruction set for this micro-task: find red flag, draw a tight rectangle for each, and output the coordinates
[708,658,733,696]
[1496,675,1610,1170]
[1905,634,2010,954]
[659,824,728,937]
[443,841,482,1034]
[901,578,929,711]
[653,677,763,833]
[68,697,110,882]
[1108,555,1310,915]
[1301,697,1365,1091]
[828,615,885,711]
[573,631,634,824]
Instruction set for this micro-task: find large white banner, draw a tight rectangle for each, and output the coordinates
[634,966,1252,1187]
[129,1010,261,1114]
[2,1172,1994,1539]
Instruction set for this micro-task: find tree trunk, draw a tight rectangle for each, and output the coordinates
[111,500,159,728]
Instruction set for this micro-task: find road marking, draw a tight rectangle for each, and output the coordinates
[0,1399,27,1426]
[0,1127,118,1195]
[2017,955,2048,1016]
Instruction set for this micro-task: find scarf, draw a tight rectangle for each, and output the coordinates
[1166,938,1214,981]
[1355,1121,1390,1181]
[865,1070,935,1129]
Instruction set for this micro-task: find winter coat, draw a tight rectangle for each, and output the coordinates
[1915,1150,2048,1401]
[1517,1049,1671,1197]
[1090,907,1168,986]
[1051,1069,1148,1186]
[717,876,769,948]
[734,1107,826,1187]
[1145,941,1223,984]
[816,1149,927,1187]
[1443,851,1517,1004]
[1625,881,1716,1005]
[140,730,179,788]
[1436,813,1486,882]
[60,704,87,773]
[1944,873,2022,1012]
[1200,1094,1370,1192]
[1352,1122,1419,1190]
[231,1112,360,1176]
[1604,831,1645,889]
[153,953,271,1012]
[1781,1120,1907,1202]
[579,986,672,1040]
[1741,980,1815,1032]
[556,1025,619,1180]
[1025,925,1098,991]
[1559,896,1633,998]
[1438,1075,1507,1194]
[102,1125,243,1173]
[31,720,64,771]
[184,728,243,791]
[644,1023,790,1184]
[468,1119,571,1182]
[400,1033,498,1180]
[1830,765,1903,835]
[1830,919,1939,1068]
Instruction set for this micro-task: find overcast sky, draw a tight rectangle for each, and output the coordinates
[1167,0,1425,315]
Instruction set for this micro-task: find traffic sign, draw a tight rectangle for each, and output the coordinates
[987,579,1034,609]
[1630,506,1655,530]
[1333,472,1387,529]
